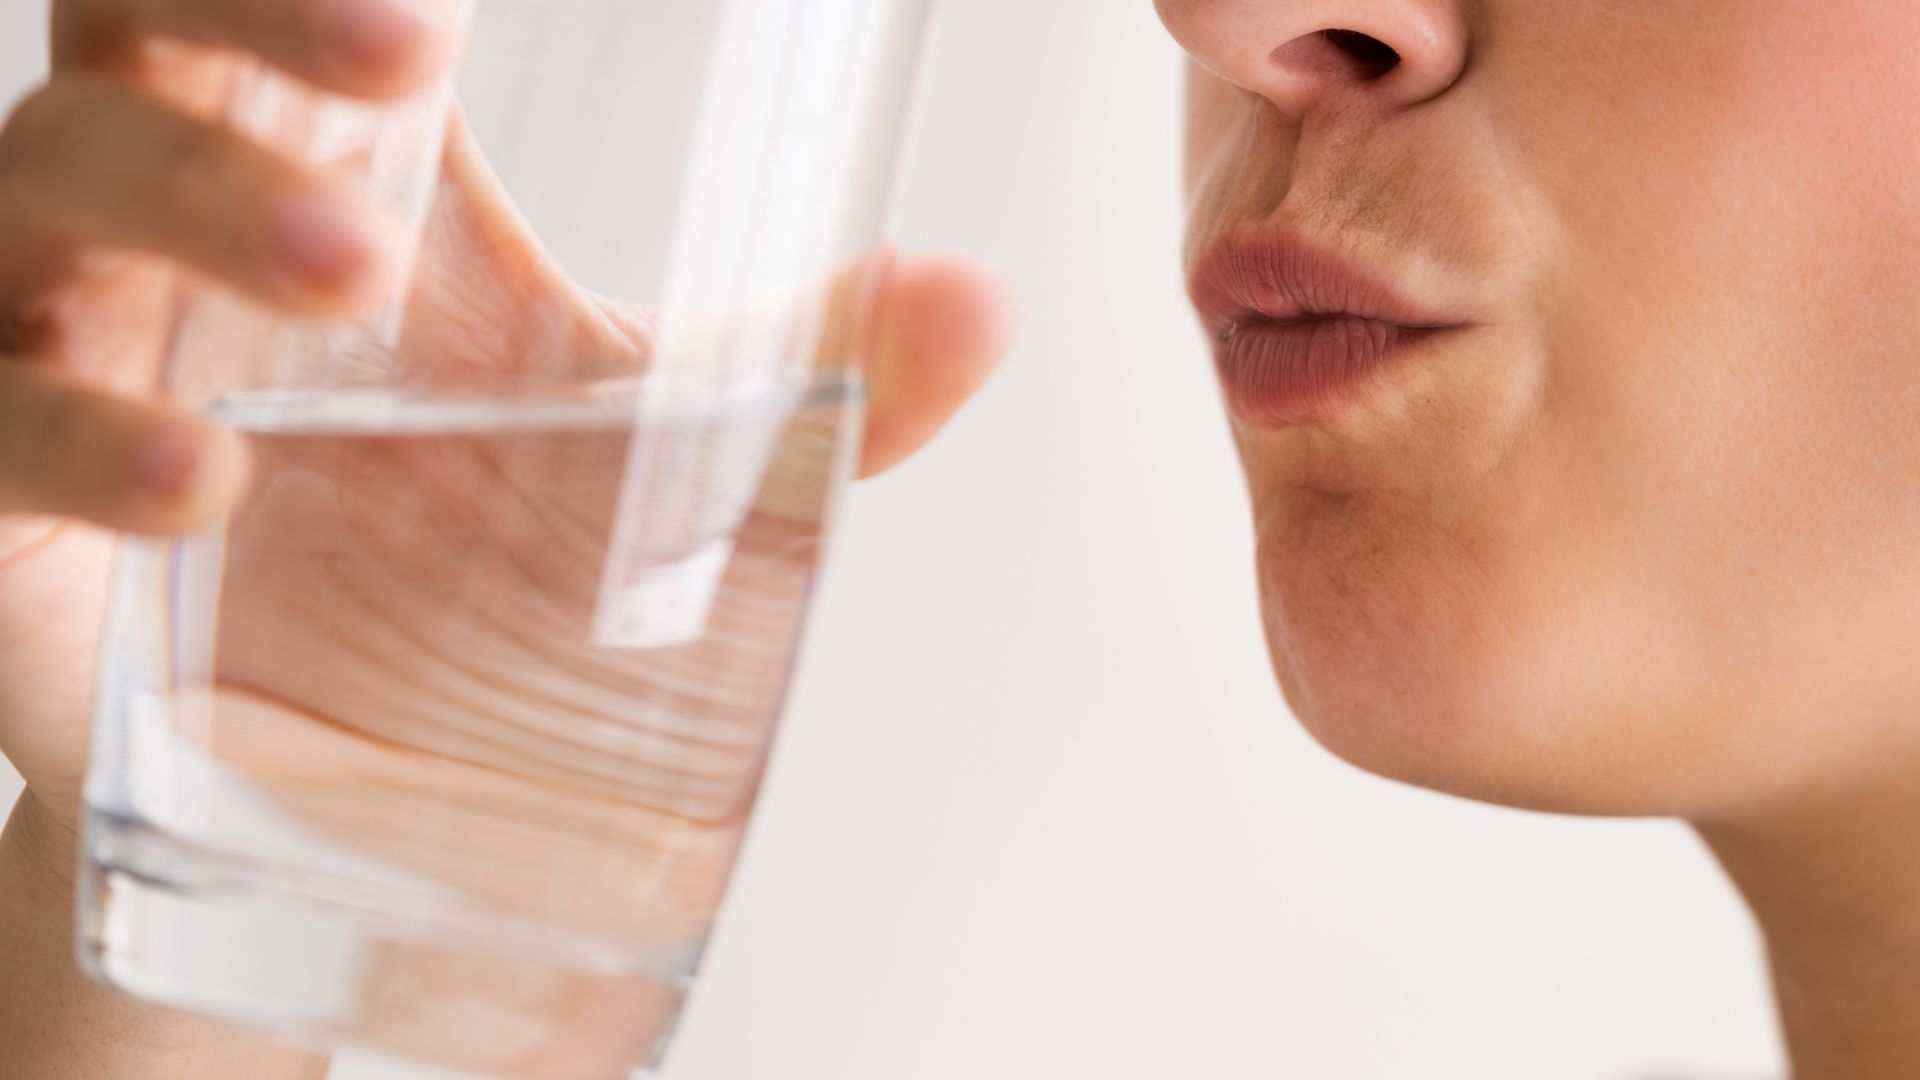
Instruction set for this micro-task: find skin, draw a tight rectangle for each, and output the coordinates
[0,0,1006,1075]
[1162,1,1920,1076]
[7,0,1919,1076]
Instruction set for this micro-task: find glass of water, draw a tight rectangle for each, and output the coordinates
[78,1,935,1075]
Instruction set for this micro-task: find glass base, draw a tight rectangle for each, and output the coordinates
[79,812,693,1078]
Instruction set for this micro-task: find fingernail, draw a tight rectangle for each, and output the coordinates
[135,423,203,498]
[275,196,381,291]
[336,0,436,69]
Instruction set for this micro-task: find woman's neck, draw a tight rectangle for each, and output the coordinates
[1696,768,1920,1079]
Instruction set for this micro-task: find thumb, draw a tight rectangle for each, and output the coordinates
[853,255,1011,479]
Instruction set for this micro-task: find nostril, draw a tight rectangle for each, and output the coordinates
[1322,30,1400,80]
[1272,29,1402,86]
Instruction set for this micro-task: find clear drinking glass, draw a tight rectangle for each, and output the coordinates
[76,2,936,1074]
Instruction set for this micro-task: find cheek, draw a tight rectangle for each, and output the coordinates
[1528,9,1920,772]
[1333,2,1920,811]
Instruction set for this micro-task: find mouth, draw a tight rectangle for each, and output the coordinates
[1190,232,1472,426]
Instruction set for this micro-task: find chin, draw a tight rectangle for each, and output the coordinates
[1250,488,1727,820]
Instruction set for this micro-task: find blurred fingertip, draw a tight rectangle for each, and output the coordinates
[332,0,458,96]
[883,255,1013,394]
[130,420,251,532]
[927,266,1013,381]
[133,420,204,497]
[894,255,1015,341]
[857,256,1014,478]
[272,193,400,313]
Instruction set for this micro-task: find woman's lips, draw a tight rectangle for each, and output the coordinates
[1190,233,1469,425]
[1216,317,1456,425]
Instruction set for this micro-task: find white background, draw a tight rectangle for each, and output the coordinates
[1,3,1783,1077]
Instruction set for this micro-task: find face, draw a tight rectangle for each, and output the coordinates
[1159,1,1920,819]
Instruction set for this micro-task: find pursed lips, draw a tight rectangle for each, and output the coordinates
[1189,231,1471,426]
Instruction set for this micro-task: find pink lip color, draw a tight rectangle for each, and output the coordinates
[1190,233,1466,425]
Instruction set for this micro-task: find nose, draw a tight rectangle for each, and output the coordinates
[1156,0,1468,117]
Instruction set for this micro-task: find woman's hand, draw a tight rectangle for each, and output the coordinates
[0,0,1007,838]
[0,0,1009,1076]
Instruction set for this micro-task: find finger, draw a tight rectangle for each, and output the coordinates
[0,75,398,315]
[0,364,251,535]
[857,257,1012,479]
[53,0,457,100]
